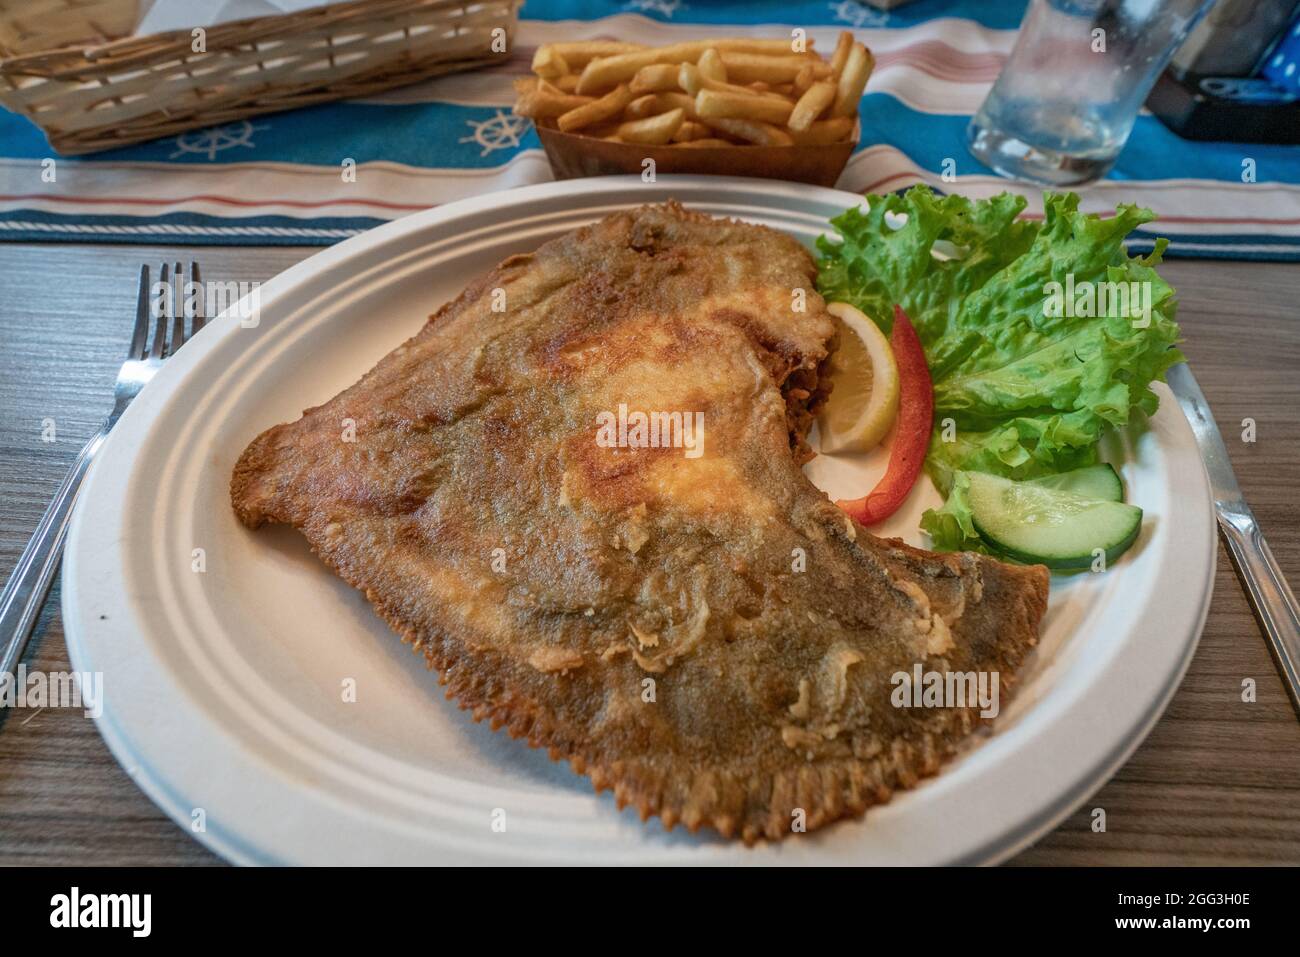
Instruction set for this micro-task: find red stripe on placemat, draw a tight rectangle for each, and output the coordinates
[874,41,1005,80]
[0,193,432,212]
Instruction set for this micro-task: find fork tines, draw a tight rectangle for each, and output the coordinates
[132,261,204,361]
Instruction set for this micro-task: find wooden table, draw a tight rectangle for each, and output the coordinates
[1,243,1297,866]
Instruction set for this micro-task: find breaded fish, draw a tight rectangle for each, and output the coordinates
[231,202,1049,843]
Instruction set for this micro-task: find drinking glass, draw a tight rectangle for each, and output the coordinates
[967,0,1219,186]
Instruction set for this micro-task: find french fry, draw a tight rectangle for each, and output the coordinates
[558,83,634,132]
[831,42,873,117]
[695,87,794,126]
[677,61,702,95]
[829,31,854,78]
[625,92,662,119]
[537,41,646,70]
[671,120,711,142]
[624,91,698,121]
[674,137,735,148]
[701,116,794,146]
[718,51,831,85]
[532,46,570,79]
[617,107,686,145]
[553,74,579,93]
[578,51,663,94]
[576,38,816,94]
[697,47,726,82]
[680,62,791,103]
[792,62,816,96]
[630,63,682,95]
[711,38,814,54]
[513,78,594,119]
[787,116,855,145]
[788,80,836,131]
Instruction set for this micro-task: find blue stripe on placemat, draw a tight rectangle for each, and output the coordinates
[0,108,51,157]
[1127,240,1300,262]
[855,94,1300,184]
[0,101,542,168]
[1127,230,1300,262]
[0,209,383,245]
[13,89,1293,185]
[1134,230,1300,247]
[522,0,1029,30]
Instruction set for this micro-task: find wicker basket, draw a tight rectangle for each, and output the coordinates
[0,0,522,155]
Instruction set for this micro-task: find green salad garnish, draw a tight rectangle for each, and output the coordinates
[815,186,1183,552]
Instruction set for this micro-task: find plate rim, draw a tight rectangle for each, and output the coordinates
[62,174,1217,865]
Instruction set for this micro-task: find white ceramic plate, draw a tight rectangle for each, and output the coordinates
[63,176,1215,865]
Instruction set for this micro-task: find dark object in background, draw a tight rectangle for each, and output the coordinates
[1170,0,1297,75]
[1148,74,1300,143]
[1148,0,1300,143]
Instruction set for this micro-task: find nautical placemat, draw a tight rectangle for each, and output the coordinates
[1,0,1298,259]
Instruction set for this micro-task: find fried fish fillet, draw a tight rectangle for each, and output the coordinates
[232,202,1049,843]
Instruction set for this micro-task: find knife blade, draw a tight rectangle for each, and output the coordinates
[1166,362,1300,717]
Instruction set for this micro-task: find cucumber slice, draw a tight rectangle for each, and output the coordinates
[1023,464,1124,502]
[965,471,1142,570]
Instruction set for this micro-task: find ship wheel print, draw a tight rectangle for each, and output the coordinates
[169,120,266,160]
[625,0,687,17]
[829,0,889,29]
[460,110,530,157]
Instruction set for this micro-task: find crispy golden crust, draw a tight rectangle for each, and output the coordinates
[231,202,1049,843]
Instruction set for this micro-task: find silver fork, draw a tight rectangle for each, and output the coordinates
[0,262,204,680]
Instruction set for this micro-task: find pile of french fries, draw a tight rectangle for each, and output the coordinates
[513,32,873,148]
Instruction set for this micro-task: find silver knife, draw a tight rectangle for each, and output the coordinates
[1166,362,1300,717]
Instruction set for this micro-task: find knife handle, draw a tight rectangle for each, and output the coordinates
[1219,512,1300,717]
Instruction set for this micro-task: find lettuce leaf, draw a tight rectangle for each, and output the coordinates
[816,187,1183,547]
[918,471,984,552]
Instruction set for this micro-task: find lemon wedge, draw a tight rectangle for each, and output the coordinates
[817,301,900,454]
